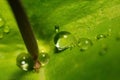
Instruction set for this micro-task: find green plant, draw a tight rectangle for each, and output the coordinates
[0,0,120,80]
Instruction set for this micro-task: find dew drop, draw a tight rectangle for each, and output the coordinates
[39,53,49,66]
[16,53,34,71]
[3,25,10,33]
[54,31,76,53]
[0,17,5,27]
[78,38,93,51]
[96,34,106,40]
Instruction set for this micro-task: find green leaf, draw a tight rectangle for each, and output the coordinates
[0,0,120,80]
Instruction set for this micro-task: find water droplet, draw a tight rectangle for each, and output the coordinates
[0,17,5,27]
[39,53,49,66]
[99,47,108,56]
[54,31,76,53]
[78,38,93,51]
[16,53,34,71]
[96,34,106,40]
[3,25,10,33]
[55,25,60,33]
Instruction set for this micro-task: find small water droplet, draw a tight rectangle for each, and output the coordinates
[39,53,49,66]
[16,53,34,71]
[96,34,106,40]
[3,25,10,33]
[99,47,108,56]
[55,25,59,33]
[0,17,5,27]
[78,38,93,51]
[54,31,76,53]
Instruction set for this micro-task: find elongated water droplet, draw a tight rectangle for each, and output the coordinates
[54,31,76,53]
[78,38,93,51]
[0,17,4,27]
[3,25,10,33]
[39,53,49,66]
[96,34,106,40]
[16,53,34,71]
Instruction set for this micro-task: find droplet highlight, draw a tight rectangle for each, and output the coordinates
[54,31,76,53]
[96,34,106,40]
[16,53,34,71]
[39,53,49,66]
[78,38,93,51]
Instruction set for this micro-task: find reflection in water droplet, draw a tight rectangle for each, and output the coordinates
[16,53,34,71]
[99,47,108,56]
[55,25,59,33]
[39,53,49,66]
[96,34,106,40]
[78,38,93,51]
[54,31,76,53]
[3,25,10,33]
[0,17,4,27]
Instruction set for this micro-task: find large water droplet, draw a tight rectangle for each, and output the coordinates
[39,52,49,66]
[54,31,76,53]
[3,25,10,33]
[78,38,93,51]
[0,17,5,27]
[96,34,106,40]
[16,53,34,71]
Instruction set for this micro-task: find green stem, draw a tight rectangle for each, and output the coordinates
[7,0,40,71]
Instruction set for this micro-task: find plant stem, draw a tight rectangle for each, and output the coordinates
[7,0,40,71]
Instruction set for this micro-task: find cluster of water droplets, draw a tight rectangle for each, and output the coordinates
[54,26,94,53]
[16,52,50,71]
[53,25,120,57]
[16,24,120,71]
[0,16,10,39]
